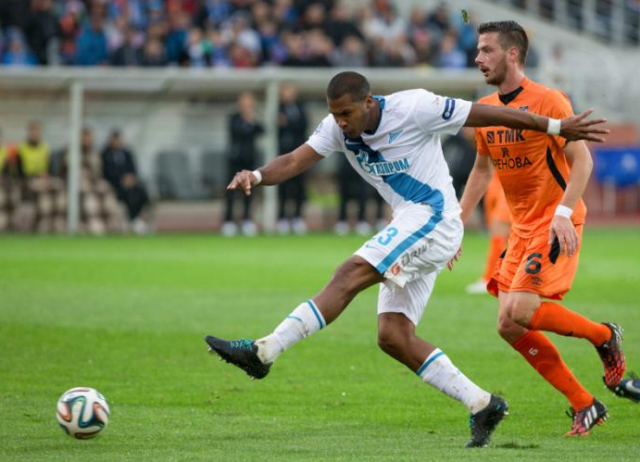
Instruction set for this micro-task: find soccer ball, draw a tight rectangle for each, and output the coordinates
[56,387,110,439]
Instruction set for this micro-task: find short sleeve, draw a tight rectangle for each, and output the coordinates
[475,128,491,156]
[544,90,574,147]
[412,89,473,136]
[306,115,342,157]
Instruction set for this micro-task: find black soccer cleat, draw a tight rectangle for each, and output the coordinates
[565,398,608,436]
[595,323,626,388]
[205,336,271,379]
[608,372,640,403]
[465,395,509,448]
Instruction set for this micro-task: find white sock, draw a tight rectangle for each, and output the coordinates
[417,348,491,414]
[255,300,326,364]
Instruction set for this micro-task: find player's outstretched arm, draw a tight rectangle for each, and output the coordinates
[464,104,609,142]
[227,144,323,196]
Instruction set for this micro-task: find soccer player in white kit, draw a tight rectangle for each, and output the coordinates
[205,71,608,448]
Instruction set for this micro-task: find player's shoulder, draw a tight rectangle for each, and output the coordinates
[387,88,430,106]
[526,79,571,105]
[477,92,500,105]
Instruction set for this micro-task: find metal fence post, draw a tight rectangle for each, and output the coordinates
[67,80,83,234]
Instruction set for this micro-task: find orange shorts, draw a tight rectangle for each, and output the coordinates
[487,225,583,300]
[484,175,510,225]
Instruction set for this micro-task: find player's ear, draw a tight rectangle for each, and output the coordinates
[365,94,374,109]
[509,46,519,64]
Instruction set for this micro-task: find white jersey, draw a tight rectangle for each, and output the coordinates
[306,89,472,216]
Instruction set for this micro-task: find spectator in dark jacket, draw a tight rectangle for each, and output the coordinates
[276,84,308,234]
[23,0,58,65]
[101,130,150,234]
[222,91,264,236]
[110,27,142,66]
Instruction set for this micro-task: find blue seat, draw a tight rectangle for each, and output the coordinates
[594,147,640,188]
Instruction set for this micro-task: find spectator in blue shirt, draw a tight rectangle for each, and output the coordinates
[1,28,37,66]
[75,9,108,65]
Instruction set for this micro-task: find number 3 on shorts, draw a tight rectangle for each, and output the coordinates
[377,227,399,246]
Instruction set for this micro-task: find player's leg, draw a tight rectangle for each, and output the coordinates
[376,277,507,448]
[499,291,608,435]
[505,227,625,387]
[499,291,594,408]
[205,255,384,378]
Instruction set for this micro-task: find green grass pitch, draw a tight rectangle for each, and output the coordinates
[0,229,638,461]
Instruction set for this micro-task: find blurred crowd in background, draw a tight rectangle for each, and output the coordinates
[0,0,527,69]
[1,0,638,236]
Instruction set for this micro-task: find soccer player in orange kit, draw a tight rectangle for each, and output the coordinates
[450,21,626,436]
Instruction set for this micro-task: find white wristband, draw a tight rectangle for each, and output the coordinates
[547,118,562,136]
[251,170,262,185]
[555,205,573,219]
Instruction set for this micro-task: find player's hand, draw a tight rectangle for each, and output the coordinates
[559,109,609,143]
[447,246,463,271]
[548,216,579,257]
[227,170,259,196]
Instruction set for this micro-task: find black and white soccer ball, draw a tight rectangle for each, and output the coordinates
[56,387,110,439]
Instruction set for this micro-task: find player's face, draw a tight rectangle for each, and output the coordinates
[476,33,508,86]
[327,94,374,139]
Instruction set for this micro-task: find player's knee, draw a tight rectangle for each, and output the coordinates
[497,313,521,341]
[503,298,536,327]
[377,325,407,356]
[331,257,377,297]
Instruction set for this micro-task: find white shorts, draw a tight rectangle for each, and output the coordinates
[354,204,463,325]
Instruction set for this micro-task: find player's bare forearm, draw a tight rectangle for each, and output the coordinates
[258,144,323,185]
[465,104,546,131]
[465,104,609,142]
[227,144,323,195]
[560,141,593,210]
[459,154,493,224]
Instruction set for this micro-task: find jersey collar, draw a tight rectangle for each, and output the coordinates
[498,77,530,105]
[364,95,386,136]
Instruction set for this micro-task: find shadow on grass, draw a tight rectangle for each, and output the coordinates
[496,441,540,450]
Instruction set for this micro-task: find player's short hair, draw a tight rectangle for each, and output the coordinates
[326,71,370,102]
[477,20,529,66]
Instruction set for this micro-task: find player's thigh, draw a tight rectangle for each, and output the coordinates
[377,271,437,326]
[510,225,583,300]
[355,205,463,288]
[488,230,524,297]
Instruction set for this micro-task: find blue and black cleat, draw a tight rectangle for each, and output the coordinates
[465,395,509,448]
[205,336,271,379]
[608,372,640,403]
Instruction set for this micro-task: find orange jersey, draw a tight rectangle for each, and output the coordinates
[475,78,586,238]
[484,172,511,225]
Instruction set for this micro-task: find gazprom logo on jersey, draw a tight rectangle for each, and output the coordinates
[356,151,410,176]
[442,98,456,120]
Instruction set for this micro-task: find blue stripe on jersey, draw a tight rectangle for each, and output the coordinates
[344,135,444,212]
[442,98,455,120]
[415,350,445,376]
[307,299,325,329]
[375,212,442,274]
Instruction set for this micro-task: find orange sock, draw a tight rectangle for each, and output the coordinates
[482,235,507,282]
[528,301,611,346]
[512,330,593,410]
